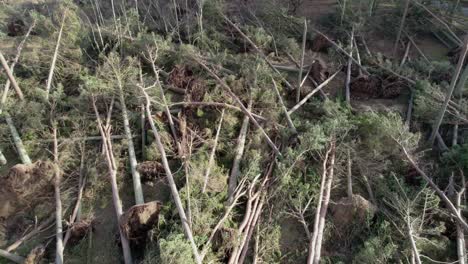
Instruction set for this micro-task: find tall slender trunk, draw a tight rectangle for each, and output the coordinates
[429,37,468,145]
[45,16,65,100]
[4,113,31,165]
[139,88,202,264]
[117,80,144,205]
[456,190,466,264]
[92,98,133,264]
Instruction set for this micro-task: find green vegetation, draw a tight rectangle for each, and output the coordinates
[0,0,467,263]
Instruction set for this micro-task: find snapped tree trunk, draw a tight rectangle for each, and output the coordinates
[4,113,32,165]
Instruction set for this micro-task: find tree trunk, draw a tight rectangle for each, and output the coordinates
[272,79,297,133]
[393,0,410,58]
[429,37,468,145]
[307,147,332,263]
[312,139,336,264]
[4,112,32,165]
[0,149,6,165]
[407,215,422,264]
[45,16,65,100]
[0,51,24,101]
[203,109,224,193]
[139,88,202,264]
[52,126,64,264]
[0,21,34,113]
[228,112,250,204]
[117,80,144,205]
[92,98,133,264]
[196,59,281,156]
[0,249,24,264]
[345,28,354,104]
[405,91,414,128]
[456,191,466,264]
[63,147,87,247]
[221,14,295,91]
[297,19,307,102]
[399,143,468,232]
[288,70,340,115]
[347,149,353,198]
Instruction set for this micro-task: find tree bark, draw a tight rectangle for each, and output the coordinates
[429,37,468,145]
[139,88,202,264]
[4,112,32,165]
[92,97,133,264]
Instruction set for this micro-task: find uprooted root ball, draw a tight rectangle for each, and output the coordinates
[120,201,162,245]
